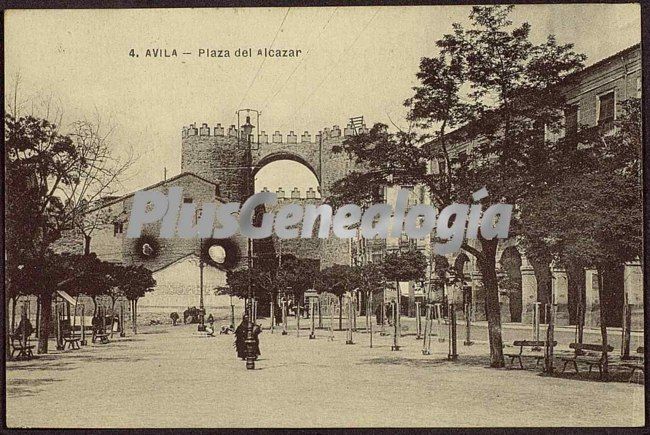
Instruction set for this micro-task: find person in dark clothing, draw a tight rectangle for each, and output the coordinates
[234,316,263,360]
[15,317,34,338]
[234,316,248,359]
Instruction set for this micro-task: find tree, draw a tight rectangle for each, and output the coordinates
[317,264,360,330]
[5,111,134,353]
[224,257,319,323]
[355,262,385,315]
[330,5,585,367]
[515,98,642,376]
[120,265,156,334]
[381,249,427,337]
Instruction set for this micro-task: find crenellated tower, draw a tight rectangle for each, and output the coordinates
[180,119,367,267]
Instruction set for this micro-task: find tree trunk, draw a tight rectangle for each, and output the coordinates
[566,263,586,345]
[133,299,138,335]
[37,291,53,354]
[597,268,609,378]
[92,296,98,317]
[11,297,18,333]
[5,297,12,358]
[84,234,92,255]
[273,291,282,325]
[338,295,343,331]
[131,300,136,334]
[35,295,40,338]
[478,238,505,368]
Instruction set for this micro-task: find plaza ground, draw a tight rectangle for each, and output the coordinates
[6,312,645,428]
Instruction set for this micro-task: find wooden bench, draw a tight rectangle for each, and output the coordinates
[505,340,555,369]
[559,343,614,379]
[621,346,644,382]
[63,336,81,350]
[93,333,110,344]
[10,333,35,360]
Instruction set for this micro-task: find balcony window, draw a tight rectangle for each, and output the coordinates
[598,91,615,126]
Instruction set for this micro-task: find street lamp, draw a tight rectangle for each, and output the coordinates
[239,112,257,370]
[197,255,206,332]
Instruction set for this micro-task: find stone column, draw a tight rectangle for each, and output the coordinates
[551,266,570,326]
[624,260,643,330]
[470,271,486,321]
[520,256,537,324]
[584,268,600,327]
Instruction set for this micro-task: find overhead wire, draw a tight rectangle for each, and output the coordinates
[261,7,340,113]
[281,8,381,130]
[233,7,292,119]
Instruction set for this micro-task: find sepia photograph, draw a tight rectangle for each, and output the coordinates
[3,3,646,429]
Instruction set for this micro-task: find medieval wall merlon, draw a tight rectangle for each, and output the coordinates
[259,186,320,200]
[183,121,366,142]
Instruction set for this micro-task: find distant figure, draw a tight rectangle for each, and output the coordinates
[205,324,215,336]
[170,312,180,326]
[91,315,102,342]
[375,303,383,325]
[207,314,214,325]
[15,317,34,339]
[386,303,393,326]
[253,323,262,359]
[234,316,248,359]
[220,325,234,334]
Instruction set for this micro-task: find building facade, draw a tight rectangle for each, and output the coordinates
[354,43,643,329]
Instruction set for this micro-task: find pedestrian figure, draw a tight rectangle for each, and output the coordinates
[170,312,179,326]
[253,323,262,359]
[375,303,383,325]
[15,316,34,338]
[207,314,214,325]
[234,315,248,359]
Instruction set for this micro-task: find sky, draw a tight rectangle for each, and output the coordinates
[4,4,641,195]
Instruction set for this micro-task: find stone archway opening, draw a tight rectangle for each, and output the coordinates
[254,158,321,200]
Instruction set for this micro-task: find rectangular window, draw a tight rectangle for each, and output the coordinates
[598,91,615,124]
[183,197,193,203]
[564,105,579,136]
[113,222,123,236]
[438,158,446,175]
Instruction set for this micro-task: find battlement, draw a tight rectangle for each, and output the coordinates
[259,186,321,200]
[182,120,368,142]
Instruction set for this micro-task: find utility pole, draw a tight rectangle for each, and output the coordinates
[237,109,260,370]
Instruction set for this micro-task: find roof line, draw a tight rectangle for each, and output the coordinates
[563,42,640,83]
[150,252,198,273]
[87,172,226,213]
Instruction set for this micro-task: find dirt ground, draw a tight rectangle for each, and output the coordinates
[6,319,645,428]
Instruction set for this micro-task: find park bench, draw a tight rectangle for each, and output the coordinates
[9,333,36,359]
[559,343,614,379]
[621,346,644,382]
[63,335,81,350]
[505,340,555,369]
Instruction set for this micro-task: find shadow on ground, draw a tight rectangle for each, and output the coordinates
[7,377,64,398]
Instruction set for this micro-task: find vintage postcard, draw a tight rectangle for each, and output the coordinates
[4,3,645,429]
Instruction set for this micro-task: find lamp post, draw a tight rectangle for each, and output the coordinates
[198,252,206,332]
[239,112,257,370]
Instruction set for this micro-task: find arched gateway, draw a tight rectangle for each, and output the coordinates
[181,121,365,267]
